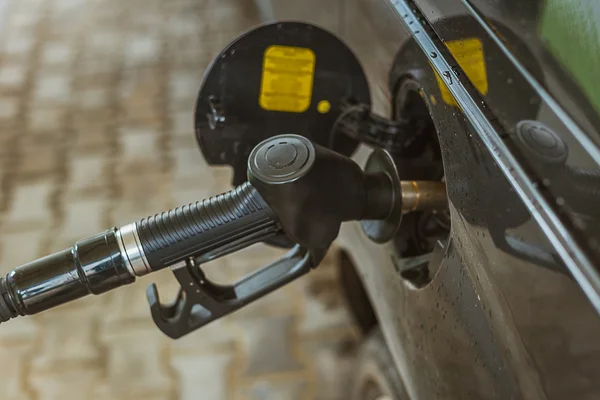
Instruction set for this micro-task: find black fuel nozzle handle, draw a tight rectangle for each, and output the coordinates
[0,134,410,339]
[246,135,397,248]
[148,134,395,338]
[128,182,280,274]
[148,245,325,338]
[0,182,282,324]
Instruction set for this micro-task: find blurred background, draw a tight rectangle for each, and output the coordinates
[0,0,401,398]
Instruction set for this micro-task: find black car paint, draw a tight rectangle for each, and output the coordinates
[334,0,600,398]
[224,1,600,397]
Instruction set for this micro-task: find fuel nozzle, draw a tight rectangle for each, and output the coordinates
[0,134,446,337]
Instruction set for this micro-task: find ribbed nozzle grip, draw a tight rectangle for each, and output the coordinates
[136,182,279,271]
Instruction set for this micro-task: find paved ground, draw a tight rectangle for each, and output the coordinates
[0,0,360,398]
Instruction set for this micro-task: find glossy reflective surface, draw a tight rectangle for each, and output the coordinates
[8,248,89,314]
[3,229,133,318]
[297,0,600,398]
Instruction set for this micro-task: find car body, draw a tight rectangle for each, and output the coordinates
[260,0,600,398]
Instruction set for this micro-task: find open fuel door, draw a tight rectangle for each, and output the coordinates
[194,21,371,185]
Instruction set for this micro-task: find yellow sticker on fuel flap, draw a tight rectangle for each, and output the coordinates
[435,38,488,106]
[259,45,316,113]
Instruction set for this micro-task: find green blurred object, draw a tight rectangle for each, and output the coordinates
[540,0,600,114]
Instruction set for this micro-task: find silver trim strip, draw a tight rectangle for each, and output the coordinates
[117,223,152,277]
[387,0,600,312]
[115,228,136,277]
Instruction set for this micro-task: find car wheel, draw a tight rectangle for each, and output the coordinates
[351,328,409,400]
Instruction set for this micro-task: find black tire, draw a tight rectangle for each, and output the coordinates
[351,328,409,400]
[337,250,378,334]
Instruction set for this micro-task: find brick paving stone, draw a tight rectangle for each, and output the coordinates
[124,34,162,68]
[203,1,261,34]
[170,134,198,159]
[0,1,360,399]
[2,33,34,58]
[31,307,102,370]
[41,41,73,68]
[67,153,108,194]
[167,44,213,71]
[169,109,194,140]
[10,7,39,31]
[0,229,45,271]
[235,315,305,378]
[17,146,59,180]
[118,125,161,174]
[231,283,300,321]
[171,352,235,400]
[29,368,100,400]
[102,269,180,329]
[0,344,35,400]
[235,378,309,400]
[259,0,341,33]
[77,56,120,82]
[129,9,168,32]
[52,197,107,248]
[0,64,28,88]
[226,243,288,266]
[49,8,87,37]
[71,113,113,153]
[111,172,174,223]
[99,329,175,399]
[86,30,124,56]
[165,14,203,39]
[170,145,215,187]
[0,97,19,119]
[27,108,64,137]
[72,130,112,154]
[118,68,163,126]
[0,317,38,344]
[53,0,86,13]
[3,182,53,229]
[168,70,199,106]
[209,166,236,193]
[171,316,237,354]
[220,244,290,287]
[195,256,235,285]
[169,185,217,210]
[16,0,45,8]
[33,73,71,104]
[76,87,110,111]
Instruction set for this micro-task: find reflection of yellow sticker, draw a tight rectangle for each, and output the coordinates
[259,45,315,113]
[435,38,488,106]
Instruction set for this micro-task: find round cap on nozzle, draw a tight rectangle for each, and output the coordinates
[248,134,316,184]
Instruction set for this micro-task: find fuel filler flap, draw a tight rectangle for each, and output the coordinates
[195,22,371,185]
